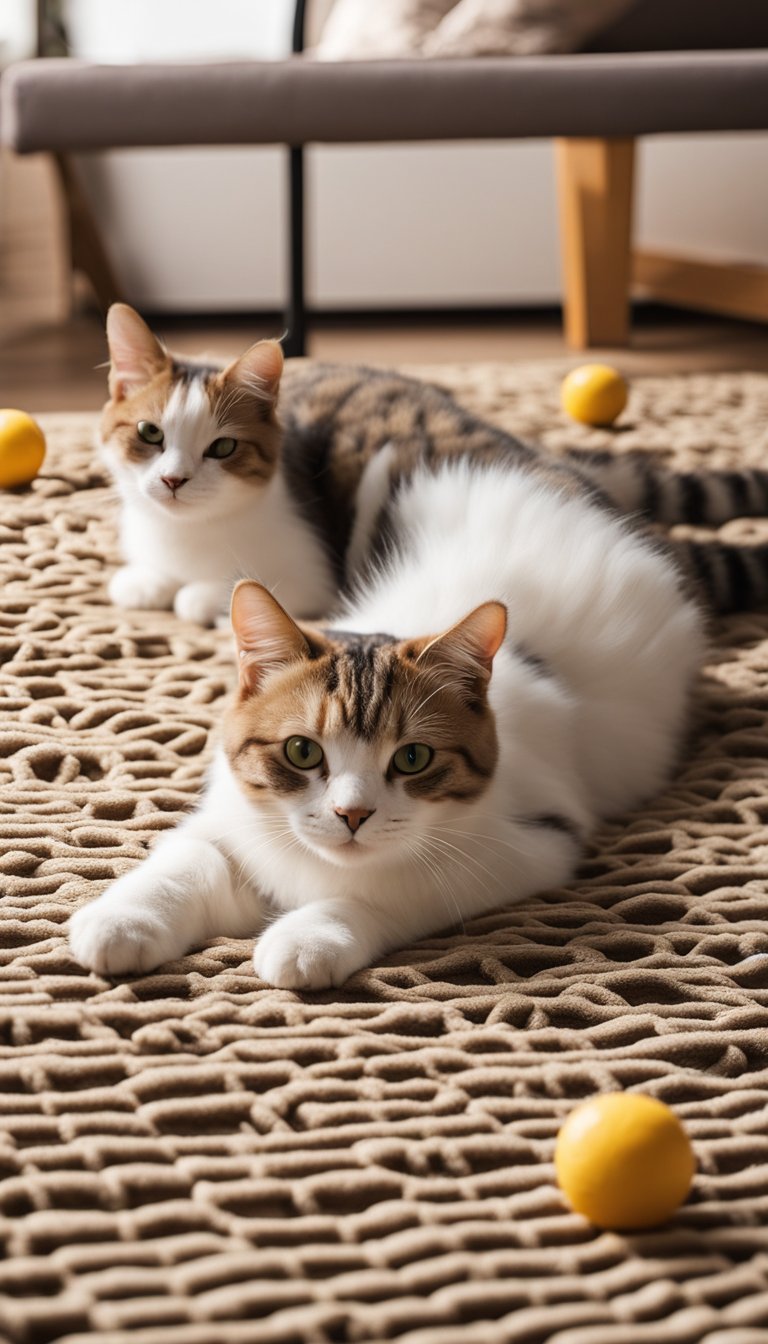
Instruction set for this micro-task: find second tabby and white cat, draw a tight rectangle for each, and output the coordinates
[102,304,336,627]
[101,303,768,625]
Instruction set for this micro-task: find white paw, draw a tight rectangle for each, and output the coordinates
[109,565,178,611]
[253,909,364,989]
[174,581,229,627]
[69,899,182,976]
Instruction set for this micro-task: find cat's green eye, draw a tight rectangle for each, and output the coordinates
[205,437,237,460]
[392,743,433,775]
[285,736,324,770]
[137,421,164,446]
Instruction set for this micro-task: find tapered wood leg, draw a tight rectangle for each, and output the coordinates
[53,152,124,313]
[555,138,636,349]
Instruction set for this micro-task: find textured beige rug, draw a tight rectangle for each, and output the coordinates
[3,364,768,1344]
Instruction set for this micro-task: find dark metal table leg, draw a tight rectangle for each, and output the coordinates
[283,0,308,357]
[284,144,306,358]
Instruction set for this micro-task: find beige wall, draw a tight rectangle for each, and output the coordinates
[72,134,768,312]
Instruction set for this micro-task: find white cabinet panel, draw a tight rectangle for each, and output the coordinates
[638,135,768,265]
[76,148,286,311]
[310,143,560,306]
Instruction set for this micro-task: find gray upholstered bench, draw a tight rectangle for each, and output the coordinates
[2,47,767,352]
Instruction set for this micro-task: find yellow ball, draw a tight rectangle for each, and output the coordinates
[561,364,628,426]
[0,410,46,488]
[555,1093,695,1230]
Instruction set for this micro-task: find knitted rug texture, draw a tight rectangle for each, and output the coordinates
[3,363,768,1344]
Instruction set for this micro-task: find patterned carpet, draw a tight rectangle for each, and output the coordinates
[2,364,768,1344]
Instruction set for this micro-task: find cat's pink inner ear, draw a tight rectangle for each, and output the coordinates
[226,340,284,404]
[106,304,168,400]
[423,601,508,678]
[230,580,308,690]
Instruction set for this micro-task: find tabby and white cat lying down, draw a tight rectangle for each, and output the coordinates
[101,303,768,623]
[69,308,768,988]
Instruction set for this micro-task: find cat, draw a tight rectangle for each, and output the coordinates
[71,416,768,988]
[101,304,335,627]
[102,302,768,626]
[71,313,768,987]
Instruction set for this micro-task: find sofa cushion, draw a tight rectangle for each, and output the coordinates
[316,0,636,59]
[423,0,635,57]
[316,0,456,60]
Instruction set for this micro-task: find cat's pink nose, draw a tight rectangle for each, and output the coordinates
[161,475,188,493]
[335,807,375,834]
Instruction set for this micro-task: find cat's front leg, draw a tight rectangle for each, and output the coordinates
[109,564,179,611]
[174,580,231,627]
[69,834,258,976]
[254,900,395,990]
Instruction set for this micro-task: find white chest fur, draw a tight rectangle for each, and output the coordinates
[118,469,337,619]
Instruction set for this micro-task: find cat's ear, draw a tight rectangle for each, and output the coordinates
[231,580,310,692]
[223,340,284,407]
[106,304,168,400]
[414,601,507,687]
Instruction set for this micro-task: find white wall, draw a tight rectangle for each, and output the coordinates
[637,136,768,265]
[65,0,295,62]
[0,0,36,64]
[76,134,768,313]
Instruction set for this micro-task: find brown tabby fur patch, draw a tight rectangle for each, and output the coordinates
[101,367,178,466]
[277,362,600,579]
[224,627,498,805]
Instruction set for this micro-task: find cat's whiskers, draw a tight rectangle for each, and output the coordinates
[204,816,293,845]
[229,833,301,892]
[415,848,497,936]
[214,383,252,421]
[425,847,515,909]
[204,820,300,889]
[228,839,292,890]
[401,677,463,725]
[427,817,544,861]
[400,705,452,735]
[419,830,501,898]
[402,836,467,934]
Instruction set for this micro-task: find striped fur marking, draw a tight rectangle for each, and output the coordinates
[568,449,768,529]
[674,539,768,613]
[523,813,584,848]
[226,619,499,809]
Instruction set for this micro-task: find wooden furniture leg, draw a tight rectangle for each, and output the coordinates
[53,152,124,313]
[633,250,768,324]
[555,138,636,349]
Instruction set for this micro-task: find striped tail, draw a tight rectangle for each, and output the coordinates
[566,449,768,527]
[674,539,768,612]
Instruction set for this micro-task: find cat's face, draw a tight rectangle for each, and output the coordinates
[224,582,506,870]
[100,304,284,520]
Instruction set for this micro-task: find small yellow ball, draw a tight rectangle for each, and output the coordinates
[555,1093,695,1230]
[561,364,628,426]
[0,410,46,488]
